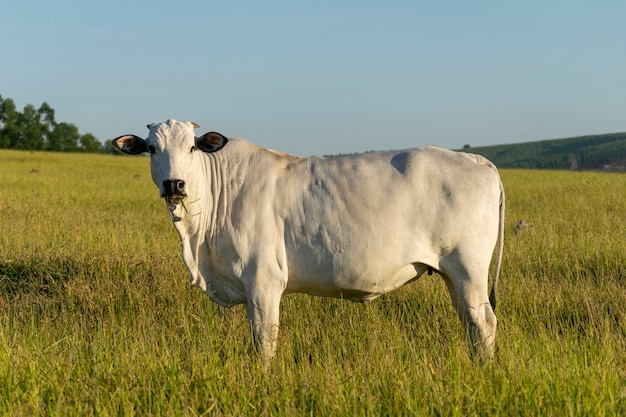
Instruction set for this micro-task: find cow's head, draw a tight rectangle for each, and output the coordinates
[112,119,227,208]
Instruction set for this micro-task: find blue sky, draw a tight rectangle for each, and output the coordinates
[1,1,624,156]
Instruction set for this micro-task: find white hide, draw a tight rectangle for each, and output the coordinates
[113,119,505,364]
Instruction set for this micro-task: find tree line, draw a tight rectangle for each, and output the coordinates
[0,94,105,153]
[464,132,626,171]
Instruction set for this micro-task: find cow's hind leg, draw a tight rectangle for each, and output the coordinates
[440,262,497,361]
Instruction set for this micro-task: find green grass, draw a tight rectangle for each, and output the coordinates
[1,149,625,415]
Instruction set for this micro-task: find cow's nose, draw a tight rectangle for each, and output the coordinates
[163,179,186,195]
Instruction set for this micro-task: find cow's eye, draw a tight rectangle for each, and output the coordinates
[148,145,156,154]
[191,145,197,153]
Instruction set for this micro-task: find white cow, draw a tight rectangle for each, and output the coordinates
[113,119,504,364]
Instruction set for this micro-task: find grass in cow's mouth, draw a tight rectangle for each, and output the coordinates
[165,195,188,213]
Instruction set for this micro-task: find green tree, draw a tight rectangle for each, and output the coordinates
[79,133,102,153]
[0,96,19,149]
[18,104,44,150]
[0,94,103,153]
[49,122,80,151]
[38,102,56,148]
[103,139,118,154]
[0,95,5,148]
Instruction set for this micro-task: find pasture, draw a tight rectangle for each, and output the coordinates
[0,149,625,416]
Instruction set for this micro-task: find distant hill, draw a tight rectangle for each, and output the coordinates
[462,132,626,171]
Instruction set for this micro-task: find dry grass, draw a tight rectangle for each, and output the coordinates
[1,149,625,415]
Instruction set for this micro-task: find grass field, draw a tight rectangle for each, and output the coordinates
[1,149,625,416]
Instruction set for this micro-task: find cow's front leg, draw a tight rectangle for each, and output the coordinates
[245,284,282,366]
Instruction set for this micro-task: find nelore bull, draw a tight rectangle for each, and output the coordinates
[113,119,504,364]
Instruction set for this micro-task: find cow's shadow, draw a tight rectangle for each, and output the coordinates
[0,258,73,298]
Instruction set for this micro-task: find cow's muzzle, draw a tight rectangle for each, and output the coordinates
[162,179,186,204]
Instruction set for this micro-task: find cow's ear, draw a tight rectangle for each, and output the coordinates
[112,135,148,155]
[197,132,228,153]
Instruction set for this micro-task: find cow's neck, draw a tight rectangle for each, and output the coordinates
[176,151,247,240]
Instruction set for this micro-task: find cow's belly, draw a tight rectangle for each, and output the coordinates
[284,262,429,302]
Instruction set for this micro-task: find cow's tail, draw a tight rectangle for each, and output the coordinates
[489,177,505,311]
